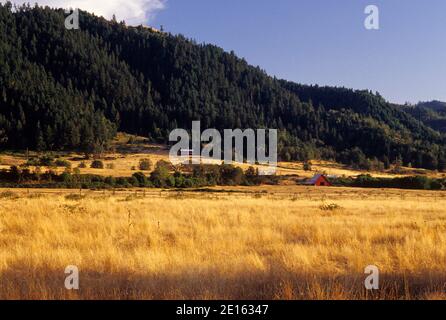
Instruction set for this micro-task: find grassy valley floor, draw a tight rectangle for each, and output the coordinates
[0,186,446,299]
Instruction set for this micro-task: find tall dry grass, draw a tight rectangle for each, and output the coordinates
[0,188,446,300]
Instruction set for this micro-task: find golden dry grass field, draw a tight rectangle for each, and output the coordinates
[1,186,446,300]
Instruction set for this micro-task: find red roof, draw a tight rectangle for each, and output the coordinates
[303,174,331,186]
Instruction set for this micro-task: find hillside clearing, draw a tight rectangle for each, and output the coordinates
[1,134,443,180]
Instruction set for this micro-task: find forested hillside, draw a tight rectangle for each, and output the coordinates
[403,101,446,134]
[0,3,445,170]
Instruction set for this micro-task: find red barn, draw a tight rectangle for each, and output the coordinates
[302,174,332,187]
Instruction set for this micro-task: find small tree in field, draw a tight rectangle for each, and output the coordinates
[303,161,312,172]
[150,162,172,187]
[139,158,153,171]
[91,160,104,169]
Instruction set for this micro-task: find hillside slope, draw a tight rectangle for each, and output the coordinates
[403,101,446,133]
[0,4,445,170]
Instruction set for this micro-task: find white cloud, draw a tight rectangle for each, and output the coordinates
[3,0,166,25]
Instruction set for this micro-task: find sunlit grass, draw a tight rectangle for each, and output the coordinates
[1,187,446,299]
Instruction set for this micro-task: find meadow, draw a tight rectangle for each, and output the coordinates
[2,132,442,179]
[1,186,446,300]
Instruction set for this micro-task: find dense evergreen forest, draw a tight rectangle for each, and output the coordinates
[402,101,446,134]
[0,4,445,170]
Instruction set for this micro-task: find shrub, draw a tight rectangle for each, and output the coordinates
[245,166,258,177]
[183,178,194,188]
[303,161,312,172]
[9,166,22,182]
[430,179,443,190]
[132,172,148,186]
[55,159,71,168]
[167,175,176,187]
[39,155,55,166]
[220,165,245,185]
[105,176,116,186]
[116,177,130,187]
[150,163,172,187]
[139,158,153,171]
[60,172,72,184]
[91,160,104,169]
[128,176,139,186]
[155,160,174,171]
[351,174,441,190]
[25,157,40,166]
[175,175,186,188]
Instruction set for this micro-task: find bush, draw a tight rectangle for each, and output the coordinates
[174,175,186,188]
[245,166,260,185]
[38,154,55,167]
[303,161,312,172]
[128,176,140,187]
[155,160,174,171]
[351,174,443,190]
[167,175,176,187]
[116,177,130,187]
[104,176,116,186]
[25,157,40,166]
[139,158,153,171]
[91,160,104,169]
[430,179,443,190]
[60,172,73,184]
[220,165,245,185]
[150,161,174,187]
[55,159,71,168]
[183,178,194,188]
[132,172,148,186]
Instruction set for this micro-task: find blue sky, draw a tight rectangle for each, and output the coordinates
[152,0,446,104]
